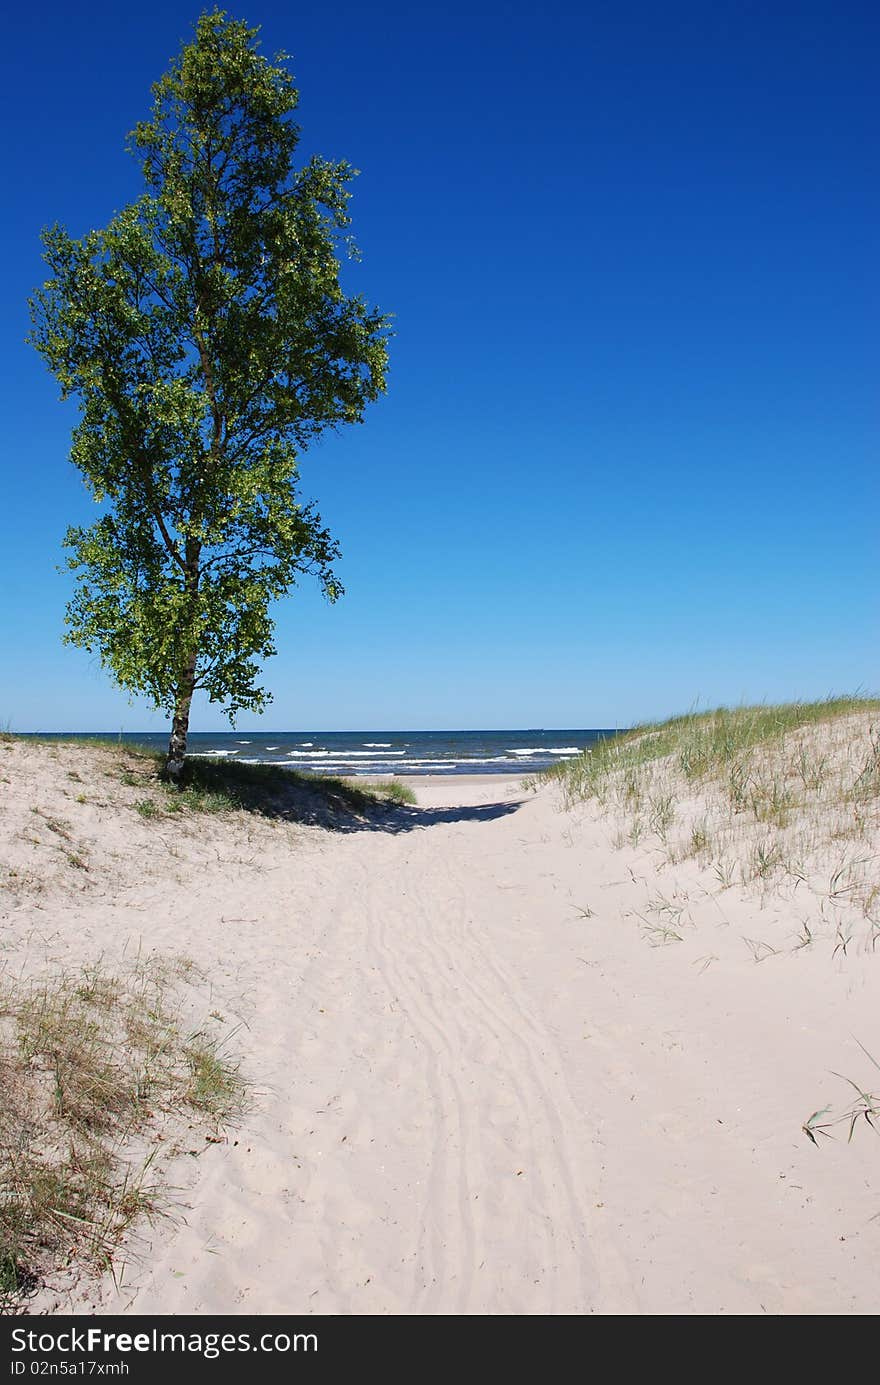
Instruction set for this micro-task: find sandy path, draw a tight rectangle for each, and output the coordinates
[96,780,630,1315]
[11,764,878,1316]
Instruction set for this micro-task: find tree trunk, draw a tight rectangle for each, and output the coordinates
[166,541,202,782]
[165,657,197,782]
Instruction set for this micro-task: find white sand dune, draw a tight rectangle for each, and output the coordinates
[2,742,878,1315]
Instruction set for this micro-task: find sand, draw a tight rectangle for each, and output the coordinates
[2,740,878,1315]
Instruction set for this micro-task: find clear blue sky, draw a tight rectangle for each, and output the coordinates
[1,1,876,731]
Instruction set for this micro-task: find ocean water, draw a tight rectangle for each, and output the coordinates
[38,729,618,777]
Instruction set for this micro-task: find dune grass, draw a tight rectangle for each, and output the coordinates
[803,1039,880,1148]
[546,697,879,801]
[161,755,417,814]
[357,778,417,805]
[0,957,242,1311]
[545,697,880,935]
[3,733,417,819]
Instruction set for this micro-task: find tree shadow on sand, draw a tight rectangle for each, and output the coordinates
[168,755,527,834]
[326,797,526,835]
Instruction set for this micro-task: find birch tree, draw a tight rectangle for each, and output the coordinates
[29,10,389,777]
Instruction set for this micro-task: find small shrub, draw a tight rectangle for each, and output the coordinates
[358,779,417,806]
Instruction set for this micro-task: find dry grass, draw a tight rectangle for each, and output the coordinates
[546,698,880,947]
[0,957,242,1313]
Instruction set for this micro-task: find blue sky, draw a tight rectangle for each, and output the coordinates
[1,1,876,731]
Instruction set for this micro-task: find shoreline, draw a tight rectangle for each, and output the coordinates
[367,771,528,791]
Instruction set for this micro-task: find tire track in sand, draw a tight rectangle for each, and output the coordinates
[362,809,634,1314]
[363,853,478,1313]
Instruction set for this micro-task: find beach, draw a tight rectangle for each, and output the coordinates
[3,0,875,1336]
[3,729,878,1316]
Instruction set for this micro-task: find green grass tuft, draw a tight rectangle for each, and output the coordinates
[356,778,417,805]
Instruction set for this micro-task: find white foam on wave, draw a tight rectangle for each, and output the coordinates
[288,749,406,759]
[391,756,511,767]
[348,762,458,773]
[363,743,392,748]
[236,740,252,745]
[266,746,279,751]
[394,761,458,770]
[245,758,520,774]
[458,755,515,764]
[508,746,581,757]
[293,764,397,773]
[346,757,517,770]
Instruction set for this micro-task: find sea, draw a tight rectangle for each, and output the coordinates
[37,729,618,777]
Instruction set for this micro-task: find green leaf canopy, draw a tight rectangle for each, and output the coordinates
[29,9,390,732]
